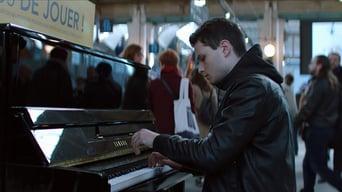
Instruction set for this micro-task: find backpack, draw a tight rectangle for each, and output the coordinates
[198,90,217,125]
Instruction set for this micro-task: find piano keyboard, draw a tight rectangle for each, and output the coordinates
[108,165,173,192]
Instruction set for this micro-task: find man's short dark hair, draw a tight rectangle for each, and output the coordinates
[189,18,247,57]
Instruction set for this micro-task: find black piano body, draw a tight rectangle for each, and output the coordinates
[6,107,189,192]
[0,24,190,192]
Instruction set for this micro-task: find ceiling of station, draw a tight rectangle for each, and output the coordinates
[91,0,342,24]
[90,0,342,54]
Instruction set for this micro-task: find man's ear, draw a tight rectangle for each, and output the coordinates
[220,40,231,57]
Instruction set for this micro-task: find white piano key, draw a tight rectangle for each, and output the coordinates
[108,165,173,192]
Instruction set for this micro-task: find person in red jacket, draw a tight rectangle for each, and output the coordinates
[148,48,196,135]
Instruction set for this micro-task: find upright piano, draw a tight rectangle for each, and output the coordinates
[5,107,189,192]
[0,23,190,192]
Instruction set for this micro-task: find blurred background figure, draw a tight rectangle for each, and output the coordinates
[9,35,30,106]
[148,49,196,135]
[81,62,122,109]
[86,66,98,84]
[122,44,149,109]
[12,64,32,106]
[282,73,299,155]
[190,68,218,138]
[329,52,342,83]
[329,52,342,178]
[121,44,144,64]
[28,47,74,107]
[73,76,86,106]
[294,55,342,191]
[190,68,218,186]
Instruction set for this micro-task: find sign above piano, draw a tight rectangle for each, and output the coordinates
[0,0,95,48]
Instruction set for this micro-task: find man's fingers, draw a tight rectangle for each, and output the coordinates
[161,159,183,170]
[131,131,141,155]
[148,152,166,167]
[133,147,141,155]
[131,129,158,155]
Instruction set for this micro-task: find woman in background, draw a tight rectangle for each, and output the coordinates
[191,68,218,138]
[148,49,196,135]
[122,44,149,109]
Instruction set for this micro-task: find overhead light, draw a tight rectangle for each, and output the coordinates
[44,45,54,56]
[194,0,206,7]
[225,12,231,19]
[245,37,249,44]
[264,43,275,58]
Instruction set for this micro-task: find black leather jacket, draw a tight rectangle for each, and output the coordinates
[153,45,296,192]
[294,77,339,129]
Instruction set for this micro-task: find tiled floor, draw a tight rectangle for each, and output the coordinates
[184,138,340,192]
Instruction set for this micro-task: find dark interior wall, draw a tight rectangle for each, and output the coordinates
[300,20,312,75]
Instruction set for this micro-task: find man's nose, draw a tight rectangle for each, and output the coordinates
[198,63,205,74]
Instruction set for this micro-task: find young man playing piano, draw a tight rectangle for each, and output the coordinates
[131,18,296,192]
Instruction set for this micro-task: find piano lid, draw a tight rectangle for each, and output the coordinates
[12,107,154,167]
[15,107,154,129]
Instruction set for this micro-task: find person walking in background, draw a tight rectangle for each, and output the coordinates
[190,68,218,138]
[73,76,86,106]
[131,18,296,192]
[329,52,342,83]
[294,55,342,192]
[147,49,196,135]
[86,66,98,84]
[121,44,145,64]
[81,62,122,109]
[190,67,218,186]
[122,44,149,109]
[298,74,330,184]
[282,73,298,119]
[28,47,74,107]
[12,64,32,106]
[282,73,299,155]
[329,52,342,178]
[73,65,98,107]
